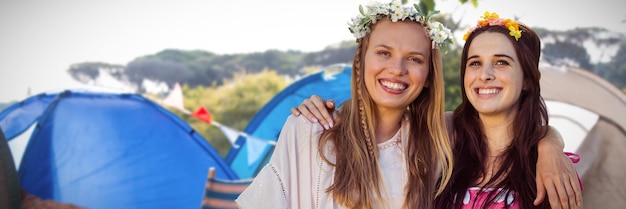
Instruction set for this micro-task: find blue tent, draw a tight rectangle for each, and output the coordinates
[224,65,353,178]
[0,91,237,208]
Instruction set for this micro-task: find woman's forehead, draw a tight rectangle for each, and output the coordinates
[369,20,430,52]
[468,32,516,57]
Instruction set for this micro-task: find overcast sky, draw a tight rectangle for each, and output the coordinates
[1,0,625,103]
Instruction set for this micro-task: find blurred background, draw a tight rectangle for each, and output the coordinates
[1,0,624,208]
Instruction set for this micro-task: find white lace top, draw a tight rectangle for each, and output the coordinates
[236,115,410,209]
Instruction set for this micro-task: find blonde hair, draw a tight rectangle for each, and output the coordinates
[318,20,453,209]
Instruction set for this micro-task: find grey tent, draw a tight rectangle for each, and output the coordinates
[540,66,626,209]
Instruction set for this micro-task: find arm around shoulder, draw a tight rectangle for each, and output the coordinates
[538,125,565,151]
[534,125,583,208]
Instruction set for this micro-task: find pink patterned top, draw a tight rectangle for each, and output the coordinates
[459,187,518,209]
[457,152,582,209]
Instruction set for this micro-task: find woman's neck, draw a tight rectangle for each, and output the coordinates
[373,110,405,143]
[475,112,518,186]
[479,113,516,156]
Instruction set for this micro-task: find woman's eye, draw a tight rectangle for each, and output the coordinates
[496,60,510,65]
[408,57,423,63]
[468,61,480,66]
[378,51,390,57]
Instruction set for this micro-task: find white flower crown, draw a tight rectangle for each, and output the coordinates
[348,0,454,50]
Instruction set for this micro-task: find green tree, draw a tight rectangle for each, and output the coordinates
[598,42,626,90]
[543,40,593,70]
[301,43,356,68]
[405,0,478,14]
[125,59,195,93]
[443,49,463,111]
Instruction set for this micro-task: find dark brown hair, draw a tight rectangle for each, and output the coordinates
[436,23,550,209]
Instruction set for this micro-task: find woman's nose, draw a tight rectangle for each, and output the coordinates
[387,59,407,76]
[480,66,495,82]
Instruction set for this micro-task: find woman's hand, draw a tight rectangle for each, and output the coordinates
[534,126,583,209]
[290,95,336,130]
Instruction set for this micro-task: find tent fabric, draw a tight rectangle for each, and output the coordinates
[0,93,57,140]
[544,100,599,152]
[576,117,626,209]
[540,66,626,208]
[0,90,237,209]
[224,64,352,178]
[540,66,626,130]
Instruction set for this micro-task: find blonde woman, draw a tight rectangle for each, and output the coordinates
[237,1,454,208]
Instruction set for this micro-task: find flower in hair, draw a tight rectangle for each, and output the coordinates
[347,0,454,50]
[429,22,453,49]
[464,11,522,41]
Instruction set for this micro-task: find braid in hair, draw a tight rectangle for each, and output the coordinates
[354,38,375,159]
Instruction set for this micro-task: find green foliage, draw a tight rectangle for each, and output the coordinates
[596,42,626,89]
[443,49,463,111]
[410,0,478,13]
[148,49,217,64]
[123,49,306,89]
[543,41,593,70]
[173,70,290,156]
[126,59,195,92]
[457,0,479,7]
[415,0,435,14]
[537,27,626,90]
[302,42,356,67]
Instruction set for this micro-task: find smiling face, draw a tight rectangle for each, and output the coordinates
[464,32,525,118]
[363,19,431,115]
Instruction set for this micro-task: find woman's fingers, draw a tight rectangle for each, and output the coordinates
[293,95,336,129]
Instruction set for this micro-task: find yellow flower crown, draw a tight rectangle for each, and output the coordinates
[463,11,522,41]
